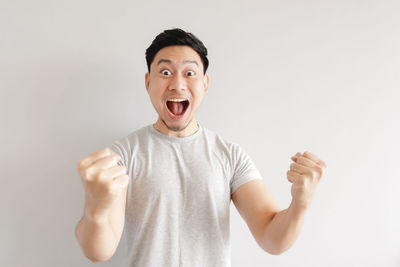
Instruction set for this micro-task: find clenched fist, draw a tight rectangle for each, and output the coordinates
[287,151,327,210]
[77,147,129,219]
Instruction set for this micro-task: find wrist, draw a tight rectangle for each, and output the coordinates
[84,201,110,224]
[289,199,308,218]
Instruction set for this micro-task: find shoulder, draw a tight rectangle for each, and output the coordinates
[112,124,150,145]
[108,124,151,161]
[203,127,257,168]
[201,126,243,156]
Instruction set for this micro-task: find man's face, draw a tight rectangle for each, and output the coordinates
[145,45,209,132]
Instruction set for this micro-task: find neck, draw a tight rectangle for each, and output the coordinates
[153,117,199,138]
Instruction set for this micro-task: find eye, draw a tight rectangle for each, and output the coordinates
[161,69,171,75]
[186,70,195,76]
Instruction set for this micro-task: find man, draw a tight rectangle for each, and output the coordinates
[75,28,327,266]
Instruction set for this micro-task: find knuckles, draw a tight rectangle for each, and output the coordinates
[97,170,107,180]
[76,159,86,171]
[82,167,93,180]
[83,165,127,183]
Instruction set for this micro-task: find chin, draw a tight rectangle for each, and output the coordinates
[164,120,188,132]
[163,115,192,131]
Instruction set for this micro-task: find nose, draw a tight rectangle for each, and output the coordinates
[168,73,187,91]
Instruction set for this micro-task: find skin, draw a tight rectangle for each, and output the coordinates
[145,45,210,137]
[232,151,327,254]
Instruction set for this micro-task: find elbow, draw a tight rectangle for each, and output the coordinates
[88,257,103,264]
[75,234,115,263]
[82,244,116,263]
[266,247,286,255]
[260,242,288,255]
[89,258,109,264]
[74,222,116,263]
[85,252,114,263]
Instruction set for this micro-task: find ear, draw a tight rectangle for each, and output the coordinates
[203,74,209,92]
[145,72,150,92]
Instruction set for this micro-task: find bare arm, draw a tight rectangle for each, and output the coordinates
[232,151,327,255]
[75,185,127,263]
[75,148,128,263]
[261,151,327,254]
[260,200,306,254]
[75,205,118,263]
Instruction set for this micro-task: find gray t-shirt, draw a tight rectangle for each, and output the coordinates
[109,123,262,267]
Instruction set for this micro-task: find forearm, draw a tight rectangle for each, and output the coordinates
[261,200,307,255]
[75,204,117,263]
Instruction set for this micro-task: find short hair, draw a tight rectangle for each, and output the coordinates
[145,28,209,74]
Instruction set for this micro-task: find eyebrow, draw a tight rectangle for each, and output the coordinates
[157,59,198,66]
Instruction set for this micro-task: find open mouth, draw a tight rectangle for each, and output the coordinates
[166,99,190,118]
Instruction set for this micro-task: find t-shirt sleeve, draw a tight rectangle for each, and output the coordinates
[108,140,128,168]
[230,143,263,195]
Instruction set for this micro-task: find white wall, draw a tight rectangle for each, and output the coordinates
[1,0,399,266]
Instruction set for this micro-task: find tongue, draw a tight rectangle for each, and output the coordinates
[167,101,184,115]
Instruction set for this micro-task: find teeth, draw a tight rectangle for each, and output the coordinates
[168,98,187,102]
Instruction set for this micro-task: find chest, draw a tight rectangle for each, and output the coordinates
[128,143,231,210]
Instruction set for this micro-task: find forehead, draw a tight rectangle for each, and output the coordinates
[153,45,202,68]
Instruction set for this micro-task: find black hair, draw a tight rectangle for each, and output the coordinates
[145,28,209,74]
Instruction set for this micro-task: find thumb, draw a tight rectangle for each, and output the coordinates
[291,152,302,161]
